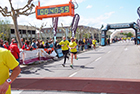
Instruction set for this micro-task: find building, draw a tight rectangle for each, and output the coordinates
[41,25,100,41]
[9,24,36,41]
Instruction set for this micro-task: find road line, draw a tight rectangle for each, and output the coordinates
[124,48,128,51]
[69,72,77,77]
[11,90,23,94]
[107,51,111,53]
[95,57,101,62]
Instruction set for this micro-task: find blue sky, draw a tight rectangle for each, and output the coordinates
[75,0,140,28]
[0,0,140,29]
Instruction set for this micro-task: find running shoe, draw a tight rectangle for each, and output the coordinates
[70,65,73,68]
[62,64,65,67]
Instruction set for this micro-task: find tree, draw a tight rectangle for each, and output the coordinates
[127,32,133,37]
[0,0,35,48]
[0,20,10,40]
[29,22,47,40]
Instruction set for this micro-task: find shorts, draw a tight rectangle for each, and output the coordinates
[93,44,96,46]
[70,52,77,55]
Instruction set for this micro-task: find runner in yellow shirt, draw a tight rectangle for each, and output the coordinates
[69,37,78,68]
[92,38,97,50]
[59,36,69,67]
[0,47,21,94]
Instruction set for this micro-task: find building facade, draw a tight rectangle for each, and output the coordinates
[9,24,36,41]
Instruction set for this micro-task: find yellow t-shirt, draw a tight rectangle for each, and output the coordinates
[69,41,77,52]
[83,39,85,43]
[0,48,19,94]
[92,40,97,44]
[59,40,69,51]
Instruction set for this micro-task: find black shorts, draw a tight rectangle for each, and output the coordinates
[70,52,77,54]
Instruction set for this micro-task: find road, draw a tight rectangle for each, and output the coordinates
[18,41,140,79]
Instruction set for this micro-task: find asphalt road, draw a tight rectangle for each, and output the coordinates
[18,40,140,79]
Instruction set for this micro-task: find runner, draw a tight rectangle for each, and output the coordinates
[0,47,21,94]
[69,37,78,68]
[59,36,69,67]
[92,38,97,50]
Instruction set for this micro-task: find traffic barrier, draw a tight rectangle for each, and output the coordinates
[11,77,140,94]
[20,48,56,65]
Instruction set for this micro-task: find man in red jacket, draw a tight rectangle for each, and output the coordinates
[10,41,20,63]
[3,41,10,50]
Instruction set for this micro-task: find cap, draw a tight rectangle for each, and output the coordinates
[70,37,74,40]
[13,41,18,43]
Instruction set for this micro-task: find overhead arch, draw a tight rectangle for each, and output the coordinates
[101,22,139,46]
[110,29,135,42]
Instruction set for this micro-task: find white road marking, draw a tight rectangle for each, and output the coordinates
[11,90,23,94]
[100,93,107,94]
[69,72,77,77]
[107,51,111,53]
[95,57,101,62]
[124,48,128,51]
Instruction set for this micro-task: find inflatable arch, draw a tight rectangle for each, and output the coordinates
[101,22,139,46]
[110,30,135,43]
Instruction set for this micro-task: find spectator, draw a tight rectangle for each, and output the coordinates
[48,40,54,48]
[10,41,20,62]
[36,39,40,48]
[39,40,44,48]
[20,38,24,47]
[0,39,4,48]
[78,39,84,51]
[3,41,9,50]
[10,38,15,47]
[45,40,50,48]
[54,40,59,49]
[22,40,30,50]
[31,39,37,49]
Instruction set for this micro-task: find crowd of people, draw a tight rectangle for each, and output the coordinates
[0,37,98,53]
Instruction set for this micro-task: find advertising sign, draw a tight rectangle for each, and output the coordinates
[71,14,80,37]
[137,7,140,18]
[52,17,59,36]
[137,19,140,28]
[110,23,130,29]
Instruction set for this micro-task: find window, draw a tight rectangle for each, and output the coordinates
[44,30,47,33]
[32,31,35,34]
[48,29,50,33]
[11,29,15,34]
[59,29,62,32]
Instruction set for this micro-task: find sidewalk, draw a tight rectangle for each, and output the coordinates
[11,90,107,94]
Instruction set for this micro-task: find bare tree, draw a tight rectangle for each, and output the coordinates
[29,22,47,40]
[49,25,55,39]
[0,0,35,48]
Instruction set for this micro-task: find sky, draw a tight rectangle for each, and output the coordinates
[0,0,140,30]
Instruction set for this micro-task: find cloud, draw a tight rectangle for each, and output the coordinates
[105,11,115,17]
[0,0,114,29]
[119,6,124,9]
[79,11,115,28]
[86,5,92,9]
